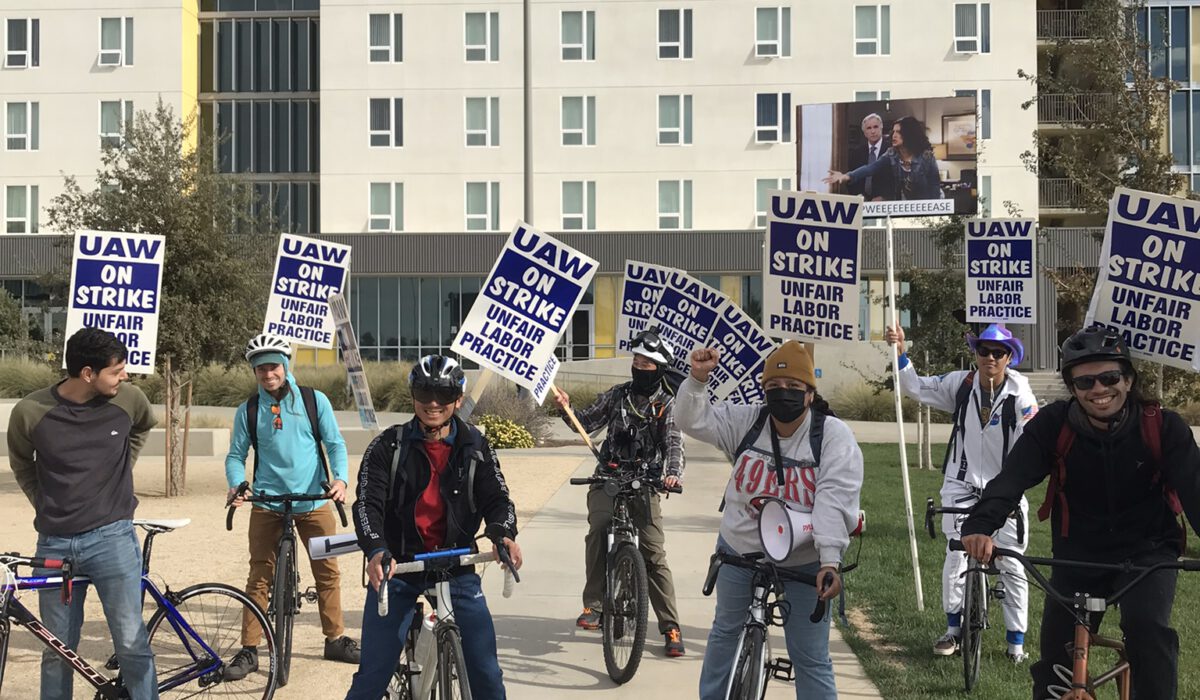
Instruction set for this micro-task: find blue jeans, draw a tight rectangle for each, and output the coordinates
[344,572,505,700]
[35,519,158,700]
[698,539,836,700]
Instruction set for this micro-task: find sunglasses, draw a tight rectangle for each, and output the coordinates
[412,387,463,405]
[975,346,1011,360]
[271,403,282,431]
[1070,369,1125,391]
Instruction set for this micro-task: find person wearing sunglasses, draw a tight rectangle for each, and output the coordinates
[961,324,1200,699]
[224,333,359,679]
[884,322,1038,662]
[347,354,521,699]
[552,327,688,657]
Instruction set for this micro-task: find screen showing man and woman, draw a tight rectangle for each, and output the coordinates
[799,96,979,217]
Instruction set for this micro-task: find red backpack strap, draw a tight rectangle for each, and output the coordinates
[1141,402,1186,547]
[1038,420,1076,537]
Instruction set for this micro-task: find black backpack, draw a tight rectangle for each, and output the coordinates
[246,386,331,485]
[942,370,1017,481]
[386,421,488,513]
[718,402,831,512]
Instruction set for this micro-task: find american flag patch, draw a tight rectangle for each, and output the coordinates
[1021,405,1038,421]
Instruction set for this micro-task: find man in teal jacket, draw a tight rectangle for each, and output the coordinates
[223,333,359,679]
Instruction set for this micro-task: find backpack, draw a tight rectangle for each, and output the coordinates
[718,403,830,512]
[246,386,331,486]
[1037,401,1185,542]
[387,421,486,513]
[942,370,1018,482]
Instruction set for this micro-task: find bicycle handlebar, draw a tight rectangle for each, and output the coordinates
[569,474,683,494]
[1,554,73,604]
[225,481,349,530]
[701,551,829,624]
[925,497,1025,545]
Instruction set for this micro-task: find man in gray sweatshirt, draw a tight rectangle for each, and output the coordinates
[7,328,158,700]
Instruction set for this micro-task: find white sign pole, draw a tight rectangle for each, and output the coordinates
[885,214,924,612]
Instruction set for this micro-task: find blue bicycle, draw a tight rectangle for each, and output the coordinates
[0,519,277,699]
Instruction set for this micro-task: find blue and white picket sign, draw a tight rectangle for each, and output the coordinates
[329,292,378,431]
[730,359,768,405]
[264,234,352,349]
[649,270,727,376]
[65,230,165,374]
[617,260,679,354]
[708,303,777,402]
[451,222,596,404]
[763,190,863,343]
[1086,187,1200,371]
[965,218,1038,324]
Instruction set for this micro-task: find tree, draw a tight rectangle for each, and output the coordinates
[894,214,973,378]
[46,100,276,495]
[0,290,27,349]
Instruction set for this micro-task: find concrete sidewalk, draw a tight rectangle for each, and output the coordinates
[477,441,883,699]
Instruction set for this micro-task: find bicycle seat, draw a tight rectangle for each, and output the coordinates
[133,518,191,532]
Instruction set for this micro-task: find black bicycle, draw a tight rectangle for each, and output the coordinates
[227,481,347,687]
[569,464,681,684]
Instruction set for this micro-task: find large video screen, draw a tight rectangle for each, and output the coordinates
[797,96,979,218]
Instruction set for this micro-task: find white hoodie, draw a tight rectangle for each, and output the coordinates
[674,377,864,568]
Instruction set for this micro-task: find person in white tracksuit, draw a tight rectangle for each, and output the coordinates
[885,323,1037,663]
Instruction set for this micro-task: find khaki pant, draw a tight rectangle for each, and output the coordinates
[584,486,680,634]
[241,503,345,646]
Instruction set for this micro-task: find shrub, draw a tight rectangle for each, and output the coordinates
[472,384,552,441]
[473,415,535,449]
[0,358,62,398]
[1176,401,1200,427]
[546,382,609,417]
[828,381,928,422]
[364,362,413,412]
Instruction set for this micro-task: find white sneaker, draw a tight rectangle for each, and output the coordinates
[932,633,960,656]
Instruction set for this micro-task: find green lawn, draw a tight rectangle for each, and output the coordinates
[841,443,1200,699]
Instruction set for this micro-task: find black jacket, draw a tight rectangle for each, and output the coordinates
[962,399,1200,562]
[353,415,518,580]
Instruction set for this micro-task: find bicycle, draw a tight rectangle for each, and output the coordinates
[383,524,521,700]
[924,496,1026,692]
[949,539,1200,699]
[226,480,348,687]
[569,465,682,684]
[0,518,277,699]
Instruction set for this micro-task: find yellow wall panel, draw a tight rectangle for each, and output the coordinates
[181,0,200,152]
[594,275,617,359]
[720,275,742,305]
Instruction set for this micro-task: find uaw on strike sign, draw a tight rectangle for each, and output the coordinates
[1086,187,1200,371]
[65,231,165,374]
[264,234,352,348]
[452,222,598,404]
[965,218,1037,324]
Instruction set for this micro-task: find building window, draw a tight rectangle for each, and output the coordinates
[1172,91,1189,165]
[466,181,500,231]
[854,5,890,56]
[561,10,595,61]
[755,177,791,227]
[756,7,790,58]
[955,88,991,139]
[99,100,134,148]
[369,182,403,232]
[209,16,319,93]
[658,9,692,59]
[756,93,791,143]
[465,12,499,62]
[369,13,402,62]
[562,180,596,230]
[5,185,38,233]
[953,3,990,54]
[658,94,693,145]
[980,175,991,217]
[465,97,500,147]
[855,90,890,101]
[1170,7,1189,82]
[369,98,402,147]
[100,17,134,66]
[658,180,692,229]
[561,96,596,146]
[6,19,39,68]
[6,102,38,151]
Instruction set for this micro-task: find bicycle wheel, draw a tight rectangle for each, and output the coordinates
[272,538,296,687]
[436,626,473,700]
[725,625,767,700]
[962,566,987,692]
[602,542,649,684]
[145,583,277,699]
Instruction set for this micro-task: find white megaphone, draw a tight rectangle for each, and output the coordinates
[308,532,359,561]
[757,497,814,563]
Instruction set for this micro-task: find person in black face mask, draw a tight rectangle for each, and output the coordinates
[553,329,687,657]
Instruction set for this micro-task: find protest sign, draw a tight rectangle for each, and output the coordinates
[965,218,1038,324]
[1086,187,1200,370]
[65,231,165,374]
[264,234,352,348]
[452,222,595,404]
[707,303,776,400]
[329,292,378,431]
[650,270,726,375]
[617,260,678,353]
[763,190,863,343]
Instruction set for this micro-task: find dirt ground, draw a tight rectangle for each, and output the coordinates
[0,449,588,698]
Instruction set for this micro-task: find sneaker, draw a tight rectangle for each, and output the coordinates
[664,627,685,657]
[932,633,960,656]
[223,647,258,681]
[576,607,602,630]
[1006,651,1029,664]
[324,636,361,664]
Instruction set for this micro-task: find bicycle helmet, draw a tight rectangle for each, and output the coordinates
[409,354,467,396]
[1060,324,1132,383]
[630,329,673,366]
[244,333,292,367]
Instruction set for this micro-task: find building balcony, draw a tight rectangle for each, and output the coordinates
[1037,10,1094,41]
[1037,93,1117,125]
[1039,178,1086,211]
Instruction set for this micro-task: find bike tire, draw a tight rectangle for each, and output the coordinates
[272,538,297,688]
[725,625,767,700]
[144,582,278,699]
[602,542,649,684]
[962,566,986,692]
[437,626,473,700]
[0,617,10,696]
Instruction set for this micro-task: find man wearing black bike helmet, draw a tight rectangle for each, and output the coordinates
[553,327,687,657]
[347,354,521,700]
[963,324,1200,699]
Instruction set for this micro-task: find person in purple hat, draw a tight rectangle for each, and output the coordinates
[884,322,1038,662]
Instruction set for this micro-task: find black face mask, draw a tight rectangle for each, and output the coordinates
[631,367,664,395]
[765,387,809,423]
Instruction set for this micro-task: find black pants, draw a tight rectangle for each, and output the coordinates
[1031,551,1179,700]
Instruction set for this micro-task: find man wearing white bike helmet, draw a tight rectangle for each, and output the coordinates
[553,328,687,657]
[224,333,358,680]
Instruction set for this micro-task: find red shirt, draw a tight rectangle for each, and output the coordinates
[414,440,452,550]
